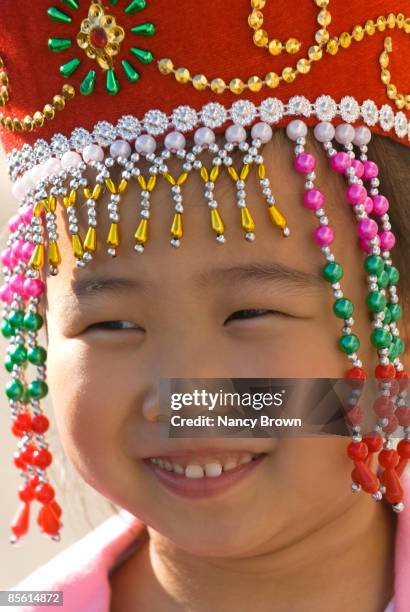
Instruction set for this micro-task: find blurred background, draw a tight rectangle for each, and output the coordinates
[0,151,113,588]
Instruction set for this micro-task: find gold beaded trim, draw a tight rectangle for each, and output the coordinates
[0,56,75,133]
[248,0,326,58]
[157,11,410,96]
[380,36,410,111]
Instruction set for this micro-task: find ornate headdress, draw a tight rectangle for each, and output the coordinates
[0,0,409,543]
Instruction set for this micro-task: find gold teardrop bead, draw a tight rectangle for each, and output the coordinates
[84,227,97,252]
[48,241,62,266]
[241,207,255,232]
[134,218,149,244]
[211,208,225,234]
[268,205,287,229]
[170,213,183,239]
[107,223,120,247]
[29,244,44,270]
[72,234,84,258]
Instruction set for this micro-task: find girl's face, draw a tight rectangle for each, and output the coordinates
[44,135,408,557]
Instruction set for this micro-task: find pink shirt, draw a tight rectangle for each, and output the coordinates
[12,473,410,611]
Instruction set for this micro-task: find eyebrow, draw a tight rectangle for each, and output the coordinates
[69,262,325,301]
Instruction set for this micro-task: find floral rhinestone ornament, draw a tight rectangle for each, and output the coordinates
[48,0,155,96]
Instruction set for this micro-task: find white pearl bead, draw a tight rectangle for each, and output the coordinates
[12,176,31,200]
[286,120,308,141]
[110,140,132,159]
[135,134,157,155]
[313,122,335,143]
[225,124,247,144]
[251,122,273,144]
[27,164,43,184]
[335,123,355,145]
[353,126,372,146]
[61,151,83,170]
[83,144,104,163]
[194,127,215,147]
[41,157,62,178]
[164,131,186,152]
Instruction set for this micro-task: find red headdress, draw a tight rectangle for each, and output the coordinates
[0,0,409,543]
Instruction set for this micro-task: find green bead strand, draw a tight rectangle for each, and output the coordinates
[4,356,14,373]
[27,346,47,366]
[1,320,14,338]
[388,303,402,322]
[377,270,389,289]
[322,262,343,283]
[364,255,384,276]
[6,379,24,400]
[23,312,43,332]
[28,380,48,400]
[386,265,400,286]
[339,334,360,355]
[333,298,354,319]
[9,344,27,366]
[8,310,24,329]
[365,291,387,313]
[371,328,392,349]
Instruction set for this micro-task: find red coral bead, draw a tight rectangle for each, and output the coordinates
[33,449,52,469]
[345,367,367,389]
[14,412,31,432]
[34,483,55,504]
[354,461,379,493]
[383,414,399,434]
[49,500,62,518]
[28,475,39,490]
[396,371,409,392]
[10,502,30,539]
[346,405,363,426]
[11,423,24,437]
[18,484,34,502]
[383,468,404,504]
[373,397,395,417]
[347,441,368,461]
[378,449,399,469]
[31,414,49,434]
[13,452,26,469]
[21,444,37,464]
[37,503,61,536]
[398,440,410,459]
[375,364,396,380]
[396,406,410,427]
[363,433,383,453]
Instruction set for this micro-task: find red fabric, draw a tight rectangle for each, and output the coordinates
[0,0,409,152]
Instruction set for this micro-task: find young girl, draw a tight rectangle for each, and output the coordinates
[0,1,409,610]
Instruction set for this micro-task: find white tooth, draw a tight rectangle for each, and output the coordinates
[185,464,205,479]
[158,459,165,468]
[223,460,239,471]
[205,463,223,477]
[164,461,173,471]
[150,458,157,464]
[173,463,184,475]
[239,454,253,464]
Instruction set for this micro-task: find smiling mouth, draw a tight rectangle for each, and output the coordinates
[143,451,268,499]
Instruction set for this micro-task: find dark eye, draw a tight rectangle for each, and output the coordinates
[225,309,281,323]
[87,320,141,331]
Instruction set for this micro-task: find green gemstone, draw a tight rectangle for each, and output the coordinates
[80,70,96,96]
[6,379,24,400]
[1,320,14,338]
[386,265,400,286]
[48,38,72,52]
[388,303,403,322]
[121,60,140,83]
[130,47,154,64]
[322,262,343,283]
[131,22,156,36]
[23,312,43,332]
[364,255,384,276]
[9,310,25,329]
[28,380,49,400]
[60,58,81,78]
[339,334,360,355]
[366,291,387,313]
[383,307,392,325]
[388,343,399,360]
[61,0,79,8]
[125,0,146,14]
[371,328,392,349]
[47,7,72,23]
[4,356,13,373]
[106,69,120,95]
[28,346,47,366]
[10,344,27,365]
[333,298,354,319]
[110,0,120,4]
[377,270,389,289]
